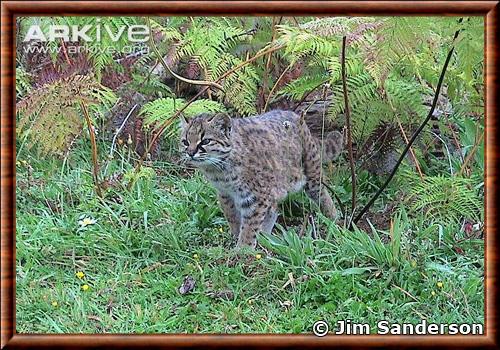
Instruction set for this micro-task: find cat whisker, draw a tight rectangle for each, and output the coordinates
[204,158,226,171]
[208,157,228,171]
[205,158,223,171]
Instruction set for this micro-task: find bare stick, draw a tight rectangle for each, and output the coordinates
[263,63,292,112]
[59,39,102,197]
[322,180,346,218]
[59,38,72,65]
[109,104,138,158]
[352,30,460,227]
[430,130,454,176]
[457,131,484,177]
[444,115,464,163]
[80,102,102,197]
[261,16,282,113]
[146,17,223,91]
[341,36,357,222]
[292,78,329,112]
[396,116,424,179]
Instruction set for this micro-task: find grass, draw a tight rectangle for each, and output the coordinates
[15,143,484,334]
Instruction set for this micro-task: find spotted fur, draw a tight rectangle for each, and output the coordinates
[179,110,343,248]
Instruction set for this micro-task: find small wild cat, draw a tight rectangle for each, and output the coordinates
[179,110,343,248]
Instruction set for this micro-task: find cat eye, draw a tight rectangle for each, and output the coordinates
[182,140,189,146]
[200,139,211,146]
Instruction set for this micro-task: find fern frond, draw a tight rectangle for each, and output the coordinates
[406,174,483,224]
[140,97,227,134]
[16,67,32,97]
[17,74,115,156]
[275,25,338,63]
[277,75,327,101]
[157,17,258,116]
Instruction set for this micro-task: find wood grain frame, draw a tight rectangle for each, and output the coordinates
[1,1,498,349]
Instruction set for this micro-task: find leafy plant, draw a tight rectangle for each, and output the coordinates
[459,117,484,173]
[152,17,260,116]
[258,226,316,270]
[329,210,407,269]
[16,67,32,97]
[17,74,116,156]
[140,97,227,137]
[406,174,483,224]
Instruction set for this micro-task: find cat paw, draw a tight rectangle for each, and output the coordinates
[235,241,257,250]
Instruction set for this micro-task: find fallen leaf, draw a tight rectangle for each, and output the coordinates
[179,275,196,295]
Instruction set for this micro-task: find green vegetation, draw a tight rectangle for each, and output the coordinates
[16,16,484,333]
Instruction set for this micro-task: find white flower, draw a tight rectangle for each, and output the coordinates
[78,216,97,228]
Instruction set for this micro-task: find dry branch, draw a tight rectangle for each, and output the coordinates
[146,17,223,91]
[80,102,103,197]
[352,26,462,227]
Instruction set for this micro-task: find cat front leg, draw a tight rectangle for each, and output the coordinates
[236,197,270,249]
[304,180,337,220]
[218,194,241,238]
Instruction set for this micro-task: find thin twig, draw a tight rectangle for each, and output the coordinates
[322,180,346,218]
[261,16,282,113]
[430,130,454,176]
[59,39,101,197]
[341,36,356,223]
[60,38,72,65]
[109,104,138,158]
[457,131,484,177]
[392,284,419,302]
[318,85,329,214]
[146,17,223,91]
[292,79,329,112]
[80,102,103,197]
[308,214,318,239]
[445,118,464,163]
[263,63,292,112]
[396,117,424,179]
[352,27,462,227]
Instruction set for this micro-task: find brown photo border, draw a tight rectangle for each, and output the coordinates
[1,1,498,348]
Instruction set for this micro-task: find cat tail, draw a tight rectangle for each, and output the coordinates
[314,130,344,163]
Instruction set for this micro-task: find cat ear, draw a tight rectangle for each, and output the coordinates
[211,113,232,135]
[179,115,189,130]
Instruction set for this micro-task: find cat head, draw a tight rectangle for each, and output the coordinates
[179,112,232,168]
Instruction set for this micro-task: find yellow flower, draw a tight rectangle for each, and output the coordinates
[51,301,58,307]
[248,299,254,305]
[193,254,199,260]
[218,227,224,233]
[255,254,262,260]
[75,271,85,279]
[437,281,444,288]
[16,161,21,166]
[81,284,90,291]
[431,291,436,296]
[78,216,97,228]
